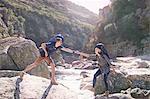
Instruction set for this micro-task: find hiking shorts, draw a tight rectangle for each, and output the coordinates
[39,48,49,57]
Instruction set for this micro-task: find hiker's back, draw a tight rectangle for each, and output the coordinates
[97,55,108,67]
[88,54,109,67]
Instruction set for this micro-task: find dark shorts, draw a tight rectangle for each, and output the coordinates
[39,48,49,57]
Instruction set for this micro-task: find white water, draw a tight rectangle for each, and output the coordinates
[56,67,97,99]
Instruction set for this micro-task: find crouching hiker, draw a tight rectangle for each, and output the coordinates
[19,33,76,85]
[75,43,115,96]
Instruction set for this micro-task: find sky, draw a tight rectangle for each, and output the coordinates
[68,0,111,14]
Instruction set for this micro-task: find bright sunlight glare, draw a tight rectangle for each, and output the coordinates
[68,0,111,14]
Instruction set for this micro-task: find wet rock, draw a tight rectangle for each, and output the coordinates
[72,60,98,70]
[137,61,149,68]
[127,74,150,90]
[130,88,150,99]
[95,72,131,95]
[72,60,84,69]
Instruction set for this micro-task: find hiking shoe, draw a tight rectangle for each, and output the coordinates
[51,81,58,85]
[19,71,25,79]
[104,91,109,97]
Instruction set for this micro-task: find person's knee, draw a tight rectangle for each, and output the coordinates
[104,75,107,80]
[47,61,51,66]
[94,74,97,78]
[94,72,101,78]
[50,63,56,67]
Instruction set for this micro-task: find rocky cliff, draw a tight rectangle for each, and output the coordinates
[86,0,150,57]
[0,0,98,49]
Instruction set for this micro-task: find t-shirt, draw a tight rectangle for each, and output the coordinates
[88,54,111,73]
[88,54,111,66]
[45,41,63,55]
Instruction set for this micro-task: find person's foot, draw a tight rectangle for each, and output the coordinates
[94,92,96,96]
[19,71,25,79]
[93,87,97,96]
[51,81,58,85]
[104,91,109,97]
[91,87,94,92]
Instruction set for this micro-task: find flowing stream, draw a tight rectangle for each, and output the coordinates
[56,67,98,99]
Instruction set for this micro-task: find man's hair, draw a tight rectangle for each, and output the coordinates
[95,42,110,59]
[56,37,63,42]
[49,34,64,43]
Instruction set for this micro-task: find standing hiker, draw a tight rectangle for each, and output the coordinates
[75,43,115,96]
[19,33,76,85]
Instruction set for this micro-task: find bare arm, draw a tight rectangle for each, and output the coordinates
[61,47,74,53]
[74,51,98,60]
[41,43,48,57]
[87,54,97,60]
[74,51,90,58]
[61,48,90,58]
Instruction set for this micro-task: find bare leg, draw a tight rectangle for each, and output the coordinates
[45,57,58,85]
[24,57,44,72]
[20,57,44,79]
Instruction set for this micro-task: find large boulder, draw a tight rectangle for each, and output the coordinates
[127,74,150,90]
[0,37,50,78]
[0,74,77,99]
[145,0,150,7]
[114,56,150,90]
[0,52,16,70]
[0,37,22,70]
[0,70,20,77]
[130,88,150,99]
[94,72,131,95]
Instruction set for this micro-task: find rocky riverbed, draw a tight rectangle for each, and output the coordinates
[0,37,150,99]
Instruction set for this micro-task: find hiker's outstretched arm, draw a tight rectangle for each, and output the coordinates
[61,47,74,53]
[61,48,89,57]
[87,54,97,60]
[74,51,90,58]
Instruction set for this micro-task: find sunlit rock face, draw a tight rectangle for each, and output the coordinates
[0,37,50,78]
[0,0,98,51]
[0,74,78,99]
[86,0,150,56]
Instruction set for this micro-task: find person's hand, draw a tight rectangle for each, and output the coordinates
[45,51,48,57]
[97,53,100,57]
[111,67,116,74]
[111,64,116,67]
[61,59,65,64]
[74,50,80,54]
